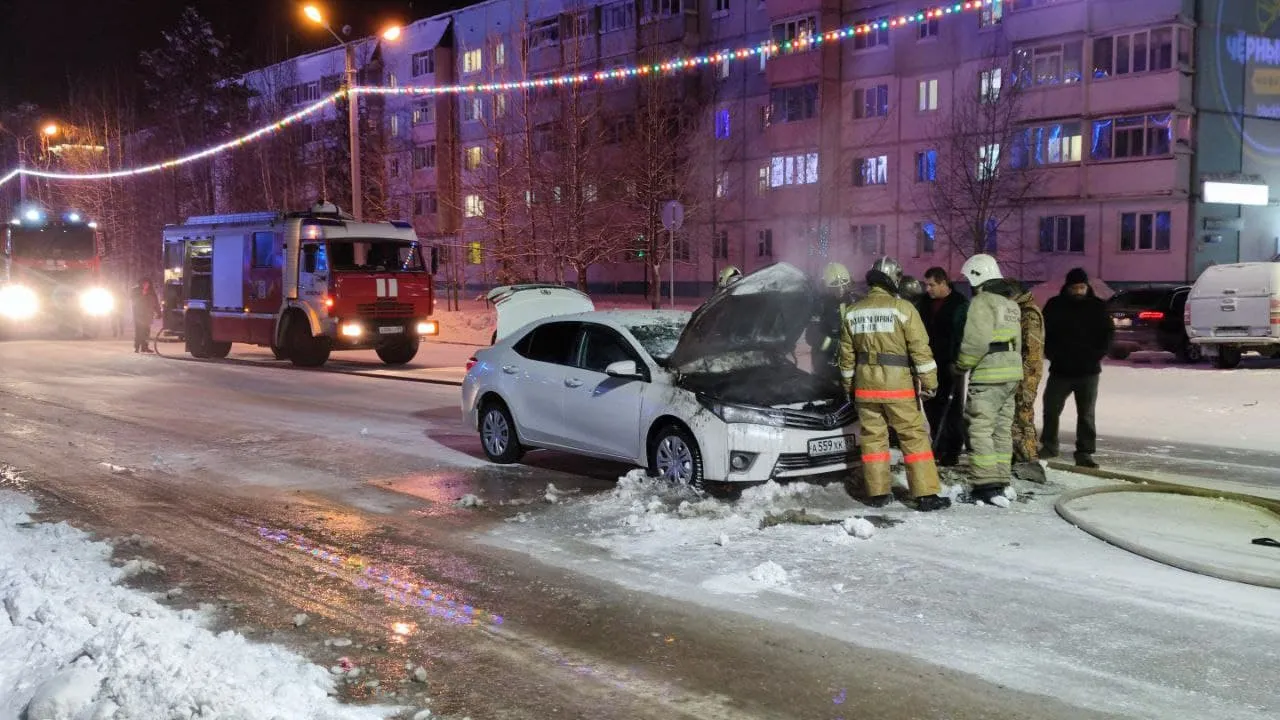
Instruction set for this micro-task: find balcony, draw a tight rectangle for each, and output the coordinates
[766,48,825,86]
[1087,156,1191,198]
[1088,71,1191,117]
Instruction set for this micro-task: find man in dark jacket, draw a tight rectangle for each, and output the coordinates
[132,280,161,353]
[1040,267,1114,468]
[917,267,968,466]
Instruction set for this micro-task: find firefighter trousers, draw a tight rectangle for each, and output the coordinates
[1012,370,1042,463]
[966,382,1018,487]
[857,400,940,498]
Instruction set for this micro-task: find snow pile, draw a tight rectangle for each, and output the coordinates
[0,491,392,720]
[841,517,876,539]
[455,494,485,508]
[746,561,789,586]
[0,465,25,488]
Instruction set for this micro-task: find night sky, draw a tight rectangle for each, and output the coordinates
[0,0,467,108]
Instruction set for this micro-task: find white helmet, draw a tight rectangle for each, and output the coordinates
[961,253,1002,285]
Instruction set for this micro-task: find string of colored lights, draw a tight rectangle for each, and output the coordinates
[0,1,992,187]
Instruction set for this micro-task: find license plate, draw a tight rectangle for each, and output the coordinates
[1215,327,1248,336]
[808,436,854,457]
[379,326,404,335]
[1113,317,1132,327]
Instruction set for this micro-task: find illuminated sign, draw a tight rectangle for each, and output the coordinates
[1203,179,1270,205]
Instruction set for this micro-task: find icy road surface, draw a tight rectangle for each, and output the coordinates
[0,338,1277,719]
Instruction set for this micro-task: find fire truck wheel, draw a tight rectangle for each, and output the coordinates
[208,341,232,359]
[187,315,214,359]
[286,319,330,368]
[271,345,289,361]
[376,337,420,366]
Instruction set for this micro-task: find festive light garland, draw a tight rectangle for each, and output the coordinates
[0,2,992,187]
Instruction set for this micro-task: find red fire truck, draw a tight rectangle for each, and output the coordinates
[161,202,438,367]
[0,205,114,337]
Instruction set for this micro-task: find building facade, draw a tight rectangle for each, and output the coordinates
[235,0,1280,292]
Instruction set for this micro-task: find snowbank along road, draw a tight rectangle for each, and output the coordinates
[0,338,1277,720]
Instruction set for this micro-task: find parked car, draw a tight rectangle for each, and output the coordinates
[461,263,859,486]
[1186,261,1280,369]
[1106,286,1199,362]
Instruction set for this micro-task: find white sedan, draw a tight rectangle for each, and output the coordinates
[461,263,859,485]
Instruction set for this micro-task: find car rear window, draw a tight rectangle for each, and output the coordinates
[1108,289,1171,309]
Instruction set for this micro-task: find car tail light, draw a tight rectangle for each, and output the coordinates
[466,356,477,371]
[1270,299,1280,325]
[1138,311,1164,321]
[1183,304,1190,325]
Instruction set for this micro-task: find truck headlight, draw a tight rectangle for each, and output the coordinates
[416,320,438,336]
[0,285,38,320]
[696,396,785,427]
[79,287,114,317]
[341,322,363,337]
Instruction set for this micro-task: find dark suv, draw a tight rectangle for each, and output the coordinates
[1106,286,1199,362]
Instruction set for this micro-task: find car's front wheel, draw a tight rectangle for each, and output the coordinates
[479,399,524,463]
[649,424,704,487]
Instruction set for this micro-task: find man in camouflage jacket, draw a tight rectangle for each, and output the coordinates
[1012,287,1046,482]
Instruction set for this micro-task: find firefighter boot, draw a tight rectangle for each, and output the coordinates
[915,494,952,512]
[970,483,1010,507]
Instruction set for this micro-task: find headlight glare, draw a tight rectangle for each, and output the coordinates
[0,285,39,321]
[79,287,114,316]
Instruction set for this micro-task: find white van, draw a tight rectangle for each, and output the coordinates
[1185,262,1280,368]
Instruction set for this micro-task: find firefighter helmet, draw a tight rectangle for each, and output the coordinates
[717,265,743,289]
[822,262,851,291]
[898,275,925,301]
[961,253,1003,285]
[866,256,903,292]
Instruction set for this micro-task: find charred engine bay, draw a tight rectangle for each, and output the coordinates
[678,361,843,408]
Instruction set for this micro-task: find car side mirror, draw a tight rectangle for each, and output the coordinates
[605,360,640,379]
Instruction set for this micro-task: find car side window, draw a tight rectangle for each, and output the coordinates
[579,325,637,374]
[514,322,580,365]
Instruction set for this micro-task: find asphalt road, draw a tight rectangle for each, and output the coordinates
[0,338,1119,720]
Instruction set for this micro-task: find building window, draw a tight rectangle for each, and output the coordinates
[465,146,484,171]
[463,48,483,74]
[642,0,685,22]
[918,17,939,41]
[412,103,435,125]
[852,224,885,255]
[716,171,729,198]
[854,155,888,187]
[412,51,435,77]
[1090,114,1174,161]
[584,184,599,203]
[978,144,1000,180]
[980,0,1003,27]
[759,48,769,73]
[494,42,506,67]
[389,157,401,178]
[918,78,938,112]
[915,149,937,182]
[299,82,321,103]
[462,97,484,123]
[1120,211,1172,252]
[984,218,999,252]
[854,17,890,50]
[1092,27,1185,79]
[757,229,774,257]
[494,94,507,118]
[772,16,817,54]
[528,18,560,50]
[759,104,773,129]
[1038,215,1085,253]
[854,85,889,119]
[714,0,730,16]
[1011,121,1083,168]
[601,1,636,33]
[717,50,731,80]
[769,151,819,187]
[1013,41,1084,88]
[412,144,437,170]
[714,107,731,138]
[713,230,729,259]
[464,195,485,218]
[915,222,937,256]
[770,84,818,123]
[604,117,635,144]
[414,191,439,216]
[757,165,770,195]
[980,67,1002,103]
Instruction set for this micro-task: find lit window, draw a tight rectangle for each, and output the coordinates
[980,67,1002,103]
[853,155,888,186]
[464,195,485,218]
[918,79,938,112]
[1011,122,1083,168]
[1089,114,1175,161]
[465,146,484,171]
[978,144,1001,180]
[463,49,483,74]
[915,150,937,182]
[769,152,819,187]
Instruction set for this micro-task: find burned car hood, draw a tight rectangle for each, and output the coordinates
[667,262,816,373]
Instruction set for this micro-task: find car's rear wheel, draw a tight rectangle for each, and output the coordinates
[649,424,704,487]
[1176,341,1202,364]
[1213,346,1242,369]
[479,399,524,463]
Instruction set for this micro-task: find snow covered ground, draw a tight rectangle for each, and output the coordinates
[485,469,1280,720]
[0,489,409,720]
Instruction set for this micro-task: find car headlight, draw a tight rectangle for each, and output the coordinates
[79,287,114,317]
[0,285,39,321]
[697,396,785,427]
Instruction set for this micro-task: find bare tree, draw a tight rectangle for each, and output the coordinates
[924,54,1039,260]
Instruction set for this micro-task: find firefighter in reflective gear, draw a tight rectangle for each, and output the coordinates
[717,266,743,290]
[954,254,1025,504]
[807,262,856,385]
[838,256,950,512]
[1011,286,1046,483]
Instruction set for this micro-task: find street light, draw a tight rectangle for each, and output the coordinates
[302,4,402,222]
[42,124,58,137]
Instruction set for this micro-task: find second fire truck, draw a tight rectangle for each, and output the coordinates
[161,203,438,367]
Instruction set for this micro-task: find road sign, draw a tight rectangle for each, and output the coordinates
[661,200,684,231]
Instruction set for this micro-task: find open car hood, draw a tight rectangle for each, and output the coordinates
[667,263,816,372]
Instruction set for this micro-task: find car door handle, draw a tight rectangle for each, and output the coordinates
[565,378,583,388]
[502,365,518,375]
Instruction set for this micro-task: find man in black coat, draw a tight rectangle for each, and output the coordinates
[1040,267,1114,468]
[917,267,968,466]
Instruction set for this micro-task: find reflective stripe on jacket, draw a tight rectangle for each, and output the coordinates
[956,284,1023,384]
[837,287,937,402]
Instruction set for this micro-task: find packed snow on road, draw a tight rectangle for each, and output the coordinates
[483,467,1280,720]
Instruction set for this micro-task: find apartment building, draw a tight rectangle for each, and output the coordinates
[236,0,1280,292]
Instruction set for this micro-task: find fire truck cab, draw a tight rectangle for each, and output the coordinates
[162,203,438,367]
[0,205,113,337]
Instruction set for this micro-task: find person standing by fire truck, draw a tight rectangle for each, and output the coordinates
[132,280,161,353]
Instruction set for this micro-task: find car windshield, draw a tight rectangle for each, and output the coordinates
[623,315,689,363]
[327,238,425,272]
[1108,289,1172,309]
[8,226,96,260]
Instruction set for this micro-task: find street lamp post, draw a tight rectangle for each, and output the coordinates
[303,5,401,223]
